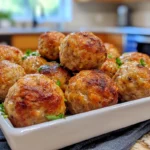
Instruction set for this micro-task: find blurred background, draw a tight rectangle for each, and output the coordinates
[0,0,150,53]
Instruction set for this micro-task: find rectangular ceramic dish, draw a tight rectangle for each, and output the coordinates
[0,97,150,150]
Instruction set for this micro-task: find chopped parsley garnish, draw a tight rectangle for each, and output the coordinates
[56,80,61,87]
[64,99,67,102]
[22,49,40,60]
[0,103,8,118]
[116,57,123,67]
[38,67,42,72]
[107,54,113,59]
[140,58,146,67]
[46,114,65,121]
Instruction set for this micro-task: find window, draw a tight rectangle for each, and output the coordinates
[0,0,72,23]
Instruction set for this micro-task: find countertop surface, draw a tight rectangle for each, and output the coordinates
[0,27,150,35]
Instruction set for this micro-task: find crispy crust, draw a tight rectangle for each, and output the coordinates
[4,74,66,127]
[0,45,23,65]
[113,61,150,101]
[38,32,65,60]
[65,70,118,114]
[22,56,47,74]
[0,60,25,101]
[60,32,107,71]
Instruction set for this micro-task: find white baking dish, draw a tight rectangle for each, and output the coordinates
[0,97,150,150]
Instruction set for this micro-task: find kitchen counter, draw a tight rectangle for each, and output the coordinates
[0,27,150,35]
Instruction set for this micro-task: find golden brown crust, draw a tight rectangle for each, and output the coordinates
[113,61,150,102]
[38,32,65,60]
[4,74,66,127]
[104,43,120,59]
[0,45,23,65]
[39,62,71,91]
[60,32,107,71]
[65,70,118,114]
[100,58,118,78]
[0,60,25,101]
[22,56,47,74]
[120,52,150,68]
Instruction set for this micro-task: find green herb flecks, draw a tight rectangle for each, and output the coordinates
[140,58,146,67]
[38,67,42,72]
[64,99,67,102]
[0,103,8,118]
[22,49,40,60]
[116,57,123,67]
[46,114,65,121]
[56,80,61,87]
[107,54,113,59]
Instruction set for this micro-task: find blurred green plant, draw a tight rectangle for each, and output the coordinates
[0,11,14,25]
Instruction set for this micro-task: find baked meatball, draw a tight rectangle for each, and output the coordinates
[65,70,118,114]
[113,61,150,102]
[38,62,71,91]
[38,32,65,60]
[22,56,47,74]
[0,60,25,101]
[104,43,120,59]
[120,52,150,68]
[60,32,107,71]
[0,45,23,65]
[100,58,119,78]
[4,74,66,127]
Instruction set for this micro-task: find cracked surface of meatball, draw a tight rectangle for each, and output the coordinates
[60,32,107,71]
[104,43,120,59]
[4,74,66,127]
[0,60,25,101]
[39,61,71,91]
[38,32,65,60]
[120,52,150,68]
[113,61,150,102]
[65,70,118,114]
[100,58,119,78]
[22,56,47,74]
[0,45,23,65]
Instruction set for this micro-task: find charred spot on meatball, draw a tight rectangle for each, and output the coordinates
[65,70,118,114]
[59,32,107,71]
[38,61,71,91]
[4,74,66,127]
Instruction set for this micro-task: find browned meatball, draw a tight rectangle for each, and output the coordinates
[120,52,150,68]
[4,74,66,127]
[38,62,71,91]
[113,61,150,102]
[100,58,119,78]
[65,70,118,114]
[22,56,47,74]
[60,32,107,71]
[104,43,120,59]
[38,32,65,60]
[0,45,23,65]
[0,60,25,101]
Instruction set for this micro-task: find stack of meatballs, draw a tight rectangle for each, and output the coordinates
[0,31,150,128]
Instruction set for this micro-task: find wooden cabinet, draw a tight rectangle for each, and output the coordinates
[11,33,123,53]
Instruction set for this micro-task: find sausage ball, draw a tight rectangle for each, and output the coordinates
[0,60,25,101]
[65,70,118,114]
[104,43,120,59]
[38,61,71,91]
[100,58,119,78]
[60,32,107,71]
[38,32,65,60]
[113,61,150,102]
[22,56,47,74]
[120,52,150,68]
[0,45,23,65]
[4,74,66,127]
